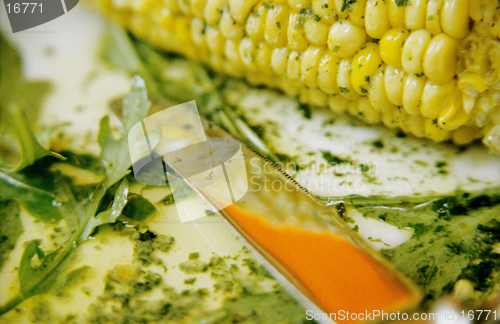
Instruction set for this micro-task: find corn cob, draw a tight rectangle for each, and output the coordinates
[89,0,500,149]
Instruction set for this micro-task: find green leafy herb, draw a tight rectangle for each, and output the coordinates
[0,167,63,223]
[0,32,62,172]
[341,0,357,12]
[0,77,151,316]
[121,193,156,221]
[321,151,352,165]
[298,103,312,119]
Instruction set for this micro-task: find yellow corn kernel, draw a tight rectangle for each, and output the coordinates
[317,52,341,94]
[426,0,443,35]
[387,0,405,28]
[397,108,411,133]
[190,17,207,48]
[405,0,427,31]
[265,4,289,47]
[403,73,426,116]
[441,0,470,39]
[163,0,180,14]
[271,47,289,75]
[309,87,329,106]
[407,115,426,137]
[129,14,150,39]
[311,0,338,24]
[379,28,408,69]
[287,50,302,81]
[205,26,225,55]
[190,0,208,19]
[351,42,383,96]
[381,107,402,128]
[299,85,309,103]
[369,65,397,113]
[245,2,268,42]
[256,43,273,71]
[328,94,350,113]
[229,0,260,23]
[468,0,481,21]
[149,24,176,51]
[425,118,451,142]
[280,77,301,96]
[153,7,174,30]
[220,8,245,39]
[225,38,244,67]
[327,19,367,58]
[438,87,470,130]
[331,0,348,18]
[452,126,480,145]
[301,45,325,88]
[384,65,405,106]
[349,0,367,27]
[356,97,382,123]
[420,79,454,119]
[175,17,198,58]
[204,0,225,25]
[365,0,390,39]
[288,12,308,51]
[287,0,311,12]
[457,73,488,113]
[304,17,329,45]
[176,0,191,14]
[223,59,244,77]
[423,33,460,84]
[208,53,224,72]
[402,29,432,75]
[239,37,258,70]
[337,58,359,100]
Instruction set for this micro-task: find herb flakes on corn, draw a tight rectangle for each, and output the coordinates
[88,0,500,150]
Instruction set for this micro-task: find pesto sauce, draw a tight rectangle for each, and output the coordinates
[355,189,500,307]
[0,200,23,269]
[131,230,175,266]
[85,259,316,324]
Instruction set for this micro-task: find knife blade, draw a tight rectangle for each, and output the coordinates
[130,101,422,322]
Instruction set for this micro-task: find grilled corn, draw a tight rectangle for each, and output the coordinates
[89,0,500,149]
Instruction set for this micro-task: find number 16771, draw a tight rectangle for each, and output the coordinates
[6,3,42,13]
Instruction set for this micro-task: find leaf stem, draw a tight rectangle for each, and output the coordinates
[0,294,23,315]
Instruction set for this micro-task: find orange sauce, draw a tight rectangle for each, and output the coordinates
[224,205,416,322]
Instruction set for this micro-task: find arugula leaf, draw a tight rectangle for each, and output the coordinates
[0,78,151,316]
[99,76,150,188]
[6,179,128,314]
[0,200,23,269]
[79,179,129,240]
[0,32,60,172]
[0,168,62,223]
[121,193,156,221]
